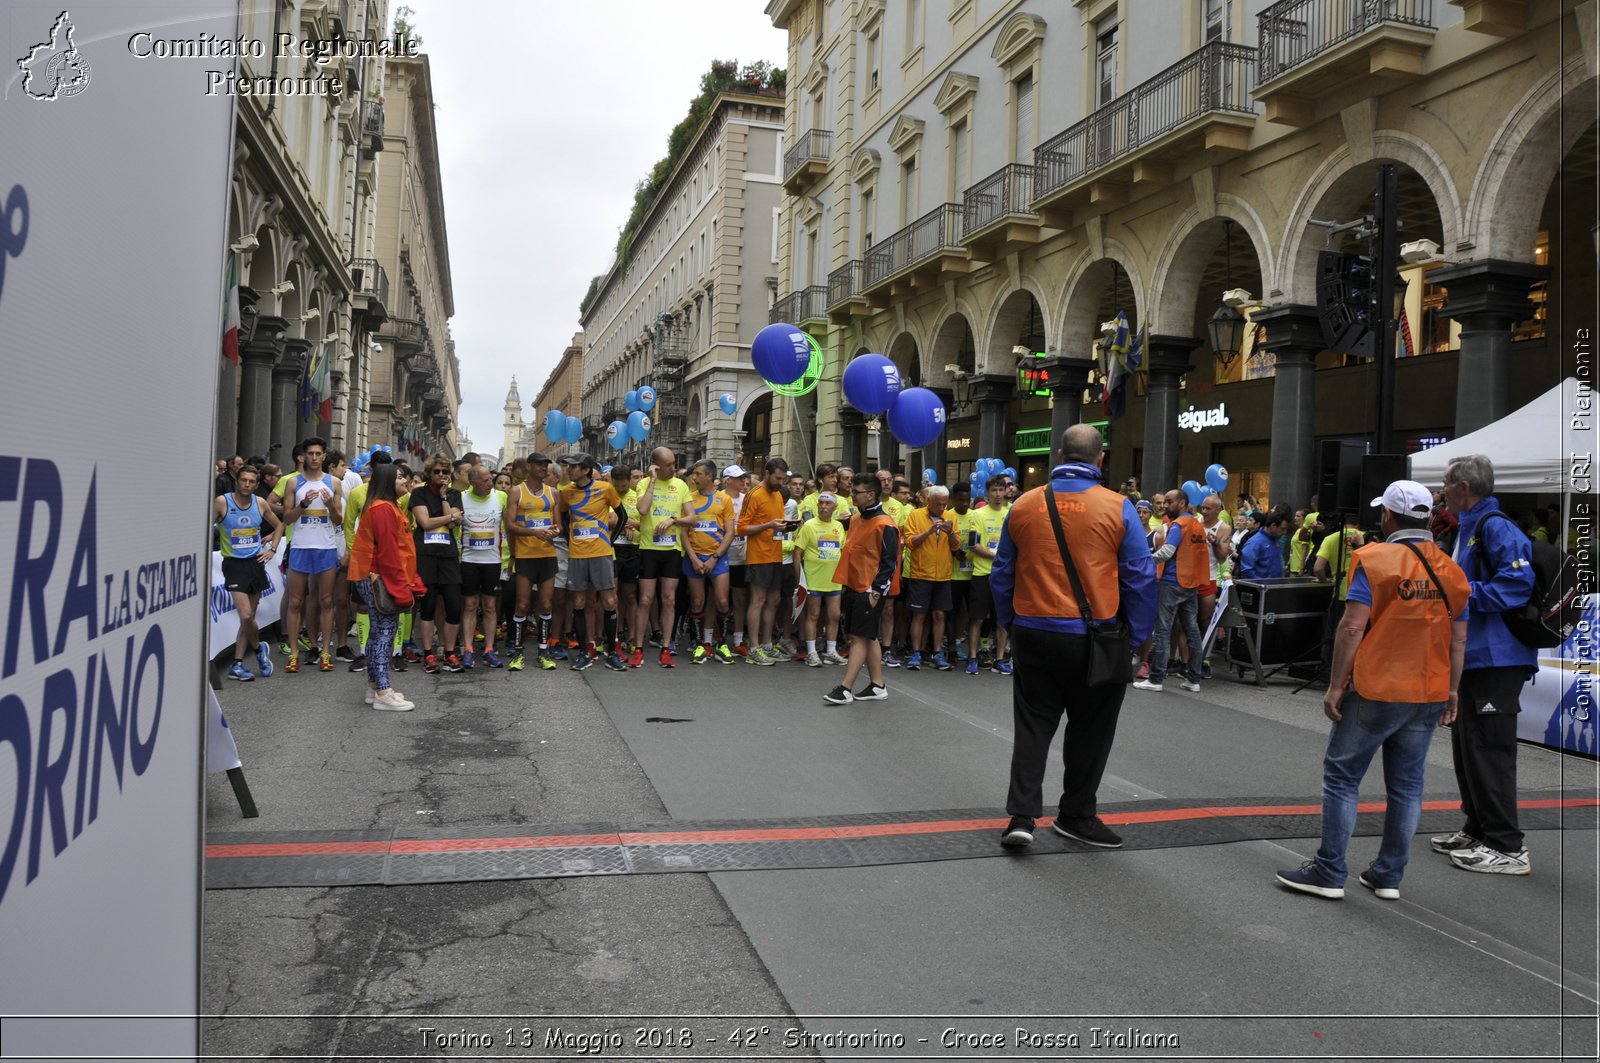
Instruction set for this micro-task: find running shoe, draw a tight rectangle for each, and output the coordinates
[823,685,854,705]
[752,647,777,667]
[932,652,953,671]
[461,650,476,670]
[658,648,675,669]
[1000,816,1034,849]
[854,682,888,701]
[226,661,255,682]
[994,660,1014,676]
[299,633,315,651]
[882,651,901,669]
[821,650,848,665]
[279,640,293,657]
[734,643,750,658]
[1429,831,1478,855]
[403,642,423,663]
[319,652,334,673]
[507,651,525,672]
[604,651,627,671]
[629,646,645,669]
[1135,660,1150,681]
[391,653,408,672]
[285,655,300,674]
[571,652,594,671]
[346,654,366,673]
[547,643,569,661]
[256,641,274,677]
[744,646,766,665]
[715,643,737,665]
[474,631,486,644]
[955,638,968,661]
[692,645,709,665]
[805,651,823,667]
[423,652,440,674]
[335,645,356,662]
[483,650,504,668]
[537,652,557,671]
[1449,844,1531,875]
[444,651,464,673]
[966,658,980,676]
[906,652,923,671]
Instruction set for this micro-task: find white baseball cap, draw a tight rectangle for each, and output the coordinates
[723,464,748,478]
[1370,479,1433,518]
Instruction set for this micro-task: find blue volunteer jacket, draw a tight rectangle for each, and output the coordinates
[1454,495,1537,673]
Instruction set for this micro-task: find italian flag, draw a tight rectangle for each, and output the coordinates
[222,254,240,365]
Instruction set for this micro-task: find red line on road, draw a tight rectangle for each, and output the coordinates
[205,798,1599,861]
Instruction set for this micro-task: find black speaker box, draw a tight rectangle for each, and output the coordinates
[1359,453,1410,523]
[1317,440,1365,513]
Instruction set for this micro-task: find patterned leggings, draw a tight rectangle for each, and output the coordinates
[356,578,400,691]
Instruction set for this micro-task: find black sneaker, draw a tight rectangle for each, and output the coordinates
[335,645,356,662]
[346,654,367,673]
[854,682,888,701]
[571,652,594,671]
[1000,816,1034,849]
[1275,860,1345,899]
[823,684,854,705]
[1052,816,1123,849]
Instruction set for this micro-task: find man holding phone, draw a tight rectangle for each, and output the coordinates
[903,485,960,670]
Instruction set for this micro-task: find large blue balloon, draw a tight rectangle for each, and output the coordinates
[625,390,639,412]
[886,387,946,449]
[637,385,657,412]
[1182,479,1208,507]
[627,410,652,442]
[606,420,628,451]
[923,468,938,486]
[1003,466,1017,480]
[1205,463,1230,495]
[718,392,737,416]
[751,323,813,386]
[972,472,990,494]
[544,410,564,441]
[841,353,903,415]
[564,414,583,446]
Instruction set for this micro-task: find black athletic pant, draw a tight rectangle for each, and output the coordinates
[1451,665,1526,854]
[1005,625,1127,821]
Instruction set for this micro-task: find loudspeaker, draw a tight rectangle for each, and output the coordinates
[1317,440,1365,513]
[1359,453,1409,523]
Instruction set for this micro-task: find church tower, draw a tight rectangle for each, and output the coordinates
[500,376,524,468]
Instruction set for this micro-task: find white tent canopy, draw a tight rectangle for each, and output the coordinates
[1410,377,1588,493]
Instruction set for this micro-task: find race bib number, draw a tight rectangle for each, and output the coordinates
[422,529,452,546]
[986,536,1001,552]
[818,539,840,561]
[229,527,260,549]
[695,519,720,534]
[301,506,329,526]
[523,516,552,531]
[574,525,600,541]
[652,531,678,547]
[959,557,974,572]
[467,530,496,546]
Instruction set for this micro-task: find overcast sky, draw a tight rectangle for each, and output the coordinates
[404,0,787,454]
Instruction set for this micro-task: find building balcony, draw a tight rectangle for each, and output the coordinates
[961,163,1041,254]
[861,204,975,301]
[1032,41,1258,226]
[769,285,828,329]
[349,258,389,327]
[826,259,870,323]
[361,99,385,158]
[386,316,426,353]
[1255,0,1436,126]
[602,398,626,423]
[782,129,833,195]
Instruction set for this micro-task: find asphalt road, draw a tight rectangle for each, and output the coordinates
[203,648,1599,1061]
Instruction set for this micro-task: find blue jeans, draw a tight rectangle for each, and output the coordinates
[1314,692,1444,885]
[1149,582,1202,683]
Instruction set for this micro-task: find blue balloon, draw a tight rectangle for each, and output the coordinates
[564,414,583,446]
[544,410,564,441]
[1003,466,1017,480]
[886,387,946,449]
[923,468,938,486]
[841,353,902,415]
[625,390,639,412]
[627,410,652,442]
[380,445,391,453]
[718,392,737,416]
[972,472,990,494]
[1182,479,1208,507]
[606,420,628,451]
[1205,463,1230,494]
[637,385,657,412]
[751,323,813,386]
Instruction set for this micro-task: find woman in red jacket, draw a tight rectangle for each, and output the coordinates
[350,463,427,710]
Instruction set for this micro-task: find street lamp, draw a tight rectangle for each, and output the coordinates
[1207,220,1246,368]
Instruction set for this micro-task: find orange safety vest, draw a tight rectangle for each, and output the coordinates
[1006,484,1126,622]
[834,510,901,596]
[1350,541,1470,703]
[1156,513,1209,589]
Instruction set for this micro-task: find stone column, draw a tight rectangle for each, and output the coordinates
[271,338,311,462]
[236,315,286,460]
[215,357,239,461]
[969,373,1016,461]
[1038,356,1098,453]
[1432,260,1545,435]
[839,409,866,471]
[1252,304,1325,510]
[1140,335,1202,492]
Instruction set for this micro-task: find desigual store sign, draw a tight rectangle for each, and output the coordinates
[1177,403,1231,433]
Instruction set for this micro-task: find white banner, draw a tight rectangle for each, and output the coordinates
[0,2,237,1056]
[207,550,285,660]
[1520,594,1598,758]
[206,687,242,775]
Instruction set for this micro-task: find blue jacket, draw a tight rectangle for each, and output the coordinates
[1239,528,1284,580]
[1454,495,1537,672]
[992,462,1157,644]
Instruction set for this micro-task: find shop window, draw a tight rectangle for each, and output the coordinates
[1512,234,1549,342]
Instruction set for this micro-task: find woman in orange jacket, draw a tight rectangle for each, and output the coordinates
[349,463,427,711]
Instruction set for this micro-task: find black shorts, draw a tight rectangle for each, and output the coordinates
[907,578,954,614]
[747,562,785,590]
[965,575,993,621]
[416,553,461,588]
[222,556,271,595]
[728,563,747,589]
[515,555,558,585]
[840,587,886,640]
[639,549,683,581]
[614,544,642,584]
[461,561,501,597]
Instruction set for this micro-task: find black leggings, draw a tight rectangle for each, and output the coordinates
[417,582,464,626]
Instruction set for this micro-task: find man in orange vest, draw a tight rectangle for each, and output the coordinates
[823,476,902,704]
[992,424,1156,850]
[1276,480,1469,901]
[1133,489,1215,693]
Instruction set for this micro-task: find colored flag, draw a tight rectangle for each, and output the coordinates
[305,341,333,423]
[221,254,240,366]
[1398,307,1415,358]
[1100,311,1145,421]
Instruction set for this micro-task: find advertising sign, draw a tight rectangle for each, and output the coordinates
[0,2,238,1056]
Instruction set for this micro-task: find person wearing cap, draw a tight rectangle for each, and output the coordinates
[722,465,751,653]
[792,490,847,667]
[505,452,561,671]
[1275,480,1469,901]
[555,453,627,671]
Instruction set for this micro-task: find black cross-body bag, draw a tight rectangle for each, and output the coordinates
[1044,486,1133,686]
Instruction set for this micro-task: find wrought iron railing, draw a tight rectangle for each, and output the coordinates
[349,258,388,306]
[1034,41,1257,201]
[783,129,833,183]
[962,164,1037,236]
[1257,0,1433,83]
[769,285,829,325]
[827,259,866,308]
[770,290,803,325]
[863,204,965,287]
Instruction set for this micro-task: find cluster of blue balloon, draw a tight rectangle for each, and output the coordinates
[604,384,658,450]
[542,409,583,447]
[349,443,392,473]
[1179,463,1231,507]
[968,457,1017,495]
[838,351,947,449]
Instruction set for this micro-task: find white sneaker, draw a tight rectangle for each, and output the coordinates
[1180,679,1202,692]
[372,689,414,712]
[1449,843,1530,875]
[805,650,823,667]
[821,650,848,665]
[1132,678,1164,692]
[364,687,375,705]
